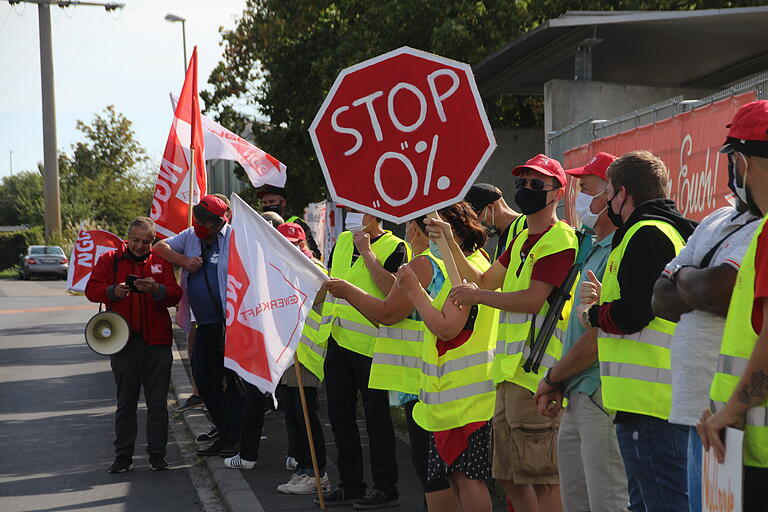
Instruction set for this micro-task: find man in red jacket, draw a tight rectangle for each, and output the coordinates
[85,217,183,473]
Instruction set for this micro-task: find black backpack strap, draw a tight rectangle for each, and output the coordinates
[698,217,759,268]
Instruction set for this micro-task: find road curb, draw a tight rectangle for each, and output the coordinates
[170,331,266,512]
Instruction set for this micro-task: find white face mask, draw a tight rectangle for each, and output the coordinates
[575,191,606,230]
[345,212,366,232]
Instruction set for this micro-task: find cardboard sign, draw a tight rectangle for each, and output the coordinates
[702,427,744,512]
[310,47,496,223]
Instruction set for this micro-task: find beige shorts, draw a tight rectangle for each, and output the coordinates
[492,381,560,484]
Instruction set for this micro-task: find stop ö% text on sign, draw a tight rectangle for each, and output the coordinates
[310,47,497,224]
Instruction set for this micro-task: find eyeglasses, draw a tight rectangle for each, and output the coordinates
[514,177,560,192]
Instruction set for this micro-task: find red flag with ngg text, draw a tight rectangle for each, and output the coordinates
[151,46,206,239]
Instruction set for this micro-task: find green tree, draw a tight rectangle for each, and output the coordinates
[202,0,757,212]
[0,105,153,236]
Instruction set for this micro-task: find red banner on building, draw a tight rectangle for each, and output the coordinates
[563,92,757,223]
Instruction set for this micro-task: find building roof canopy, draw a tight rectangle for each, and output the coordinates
[475,7,768,98]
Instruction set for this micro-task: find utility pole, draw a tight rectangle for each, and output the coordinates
[6,0,125,239]
[9,151,12,176]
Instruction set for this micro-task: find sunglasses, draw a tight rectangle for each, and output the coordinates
[514,177,560,192]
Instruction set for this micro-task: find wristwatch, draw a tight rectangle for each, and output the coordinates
[582,306,592,328]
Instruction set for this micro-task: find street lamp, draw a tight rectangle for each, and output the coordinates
[164,13,187,74]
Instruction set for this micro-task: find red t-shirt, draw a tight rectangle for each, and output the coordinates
[498,228,575,289]
[752,223,768,333]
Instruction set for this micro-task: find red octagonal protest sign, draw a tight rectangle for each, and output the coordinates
[310,47,496,223]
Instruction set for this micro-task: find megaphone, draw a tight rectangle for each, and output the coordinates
[85,311,130,356]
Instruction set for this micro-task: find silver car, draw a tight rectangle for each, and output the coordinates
[19,245,69,280]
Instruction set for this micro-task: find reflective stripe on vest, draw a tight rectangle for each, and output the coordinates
[598,219,685,420]
[710,217,768,467]
[297,308,327,381]
[321,231,412,357]
[413,250,499,432]
[493,221,578,391]
[369,251,441,394]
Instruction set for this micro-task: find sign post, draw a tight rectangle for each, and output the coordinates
[310,46,495,283]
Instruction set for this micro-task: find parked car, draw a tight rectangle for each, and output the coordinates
[19,245,68,280]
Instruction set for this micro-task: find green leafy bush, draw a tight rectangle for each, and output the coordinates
[0,227,45,271]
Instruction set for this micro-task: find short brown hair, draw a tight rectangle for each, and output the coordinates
[607,150,669,205]
[129,216,155,234]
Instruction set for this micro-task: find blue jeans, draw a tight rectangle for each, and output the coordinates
[687,426,702,512]
[616,416,688,512]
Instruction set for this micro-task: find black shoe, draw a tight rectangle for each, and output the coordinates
[149,454,169,471]
[196,426,219,443]
[197,438,238,457]
[173,395,204,413]
[108,456,133,473]
[315,486,363,507]
[353,488,399,509]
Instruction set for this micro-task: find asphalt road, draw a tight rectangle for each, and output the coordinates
[0,278,216,512]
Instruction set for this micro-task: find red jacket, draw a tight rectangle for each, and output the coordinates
[85,243,182,346]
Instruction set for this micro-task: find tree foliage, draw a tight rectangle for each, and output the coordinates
[0,105,153,237]
[202,0,758,211]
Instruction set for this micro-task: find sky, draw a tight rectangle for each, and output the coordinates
[0,0,251,180]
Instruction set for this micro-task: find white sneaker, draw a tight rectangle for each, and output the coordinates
[285,455,298,471]
[223,454,256,470]
[277,472,331,494]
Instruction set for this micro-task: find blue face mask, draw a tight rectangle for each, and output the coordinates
[428,240,442,260]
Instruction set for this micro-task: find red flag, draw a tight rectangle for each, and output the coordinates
[151,46,206,238]
[66,224,123,292]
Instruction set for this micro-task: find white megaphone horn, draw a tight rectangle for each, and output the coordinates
[85,311,130,356]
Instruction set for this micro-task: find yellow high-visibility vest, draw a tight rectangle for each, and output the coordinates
[413,250,499,432]
[492,221,578,392]
[598,220,684,419]
[369,250,445,395]
[296,259,329,380]
[710,216,768,467]
[318,231,411,357]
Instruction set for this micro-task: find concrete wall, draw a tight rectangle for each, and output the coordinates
[544,79,717,134]
[476,127,544,200]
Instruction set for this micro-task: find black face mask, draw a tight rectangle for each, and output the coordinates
[606,191,625,228]
[514,188,550,215]
[262,204,282,214]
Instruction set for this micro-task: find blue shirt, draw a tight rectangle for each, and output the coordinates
[187,238,223,326]
[165,224,231,329]
[562,231,614,398]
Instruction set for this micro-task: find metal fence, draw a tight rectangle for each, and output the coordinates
[547,72,768,163]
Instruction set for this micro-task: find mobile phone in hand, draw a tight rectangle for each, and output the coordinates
[126,274,143,293]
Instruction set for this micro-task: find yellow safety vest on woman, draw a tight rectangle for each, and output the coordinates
[598,220,685,419]
[318,231,412,357]
[296,258,329,381]
[413,250,499,431]
[710,216,768,468]
[492,221,578,392]
[369,250,445,394]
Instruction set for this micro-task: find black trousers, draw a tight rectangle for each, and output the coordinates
[239,381,267,461]
[110,336,172,458]
[282,385,326,473]
[325,337,398,494]
[192,322,243,441]
[745,466,768,511]
[403,400,450,493]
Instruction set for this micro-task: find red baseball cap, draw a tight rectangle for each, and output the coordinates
[512,154,566,188]
[726,101,768,141]
[565,152,616,181]
[277,222,306,242]
[198,195,228,218]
